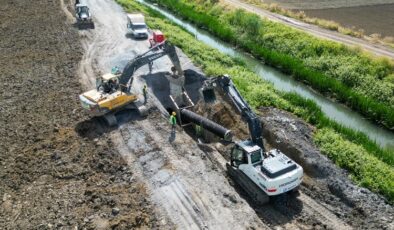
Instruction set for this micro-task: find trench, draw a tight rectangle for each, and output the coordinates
[138,0,394,150]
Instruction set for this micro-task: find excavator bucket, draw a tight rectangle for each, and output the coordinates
[202,86,216,103]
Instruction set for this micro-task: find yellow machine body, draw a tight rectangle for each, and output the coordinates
[79,89,138,116]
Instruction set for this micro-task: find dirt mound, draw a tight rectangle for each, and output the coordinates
[259,107,394,229]
[0,0,155,228]
[193,93,249,141]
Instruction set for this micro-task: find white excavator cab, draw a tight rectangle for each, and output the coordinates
[229,139,303,198]
[231,141,262,168]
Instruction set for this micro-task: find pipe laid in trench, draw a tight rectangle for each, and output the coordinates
[180,109,232,141]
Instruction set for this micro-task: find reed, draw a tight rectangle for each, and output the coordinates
[152,0,394,130]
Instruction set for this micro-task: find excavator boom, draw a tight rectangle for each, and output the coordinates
[119,41,182,91]
[204,75,264,150]
[79,41,183,126]
[202,75,303,201]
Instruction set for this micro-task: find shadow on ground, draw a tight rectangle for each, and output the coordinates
[75,109,144,139]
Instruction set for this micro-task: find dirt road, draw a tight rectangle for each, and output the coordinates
[72,0,269,228]
[223,0,394,60]
[73,0,394,229]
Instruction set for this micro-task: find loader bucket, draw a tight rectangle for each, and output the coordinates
[202,87,216,103]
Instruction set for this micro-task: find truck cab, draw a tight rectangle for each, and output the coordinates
[231,140,303,196]
[75,1,92,23]
[127,13,149,39]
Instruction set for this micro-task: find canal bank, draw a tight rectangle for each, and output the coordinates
[137,0,394,151]
[117,0,394,202]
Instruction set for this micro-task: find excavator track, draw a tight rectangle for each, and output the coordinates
[226,163,269,205]
[103,113,117,126]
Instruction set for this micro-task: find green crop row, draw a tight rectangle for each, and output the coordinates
[116,0,394,203]
[149,0,394,130]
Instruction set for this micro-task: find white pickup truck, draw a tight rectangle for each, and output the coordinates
[126,13,149,39]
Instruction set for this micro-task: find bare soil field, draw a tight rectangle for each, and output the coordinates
[303,4,394,37]
[258,0,394,37]
[0,0,156,229]
[260,0,394,9]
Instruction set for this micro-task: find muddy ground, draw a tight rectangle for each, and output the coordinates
[302,4,394,37]
[1,0,394,229]
[0,0,156,229]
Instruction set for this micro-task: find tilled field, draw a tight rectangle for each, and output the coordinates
[258,0,394,37]
[303,4,394,37]
[0,0,156,229]
[259,0,394,9]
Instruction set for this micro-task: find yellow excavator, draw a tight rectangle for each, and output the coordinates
[79,41,183,125]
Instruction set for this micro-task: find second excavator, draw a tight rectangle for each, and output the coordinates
[202,75,303,204]
[79,41,183,125]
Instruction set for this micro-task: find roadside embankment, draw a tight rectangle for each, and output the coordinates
[117,0,394,203]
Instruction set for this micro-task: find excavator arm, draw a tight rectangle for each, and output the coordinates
[119,41,182,92]
[204,75,265,150]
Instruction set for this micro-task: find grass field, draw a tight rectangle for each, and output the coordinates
[117,0,394,203]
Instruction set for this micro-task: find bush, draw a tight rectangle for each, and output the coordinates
[153,0,394,129]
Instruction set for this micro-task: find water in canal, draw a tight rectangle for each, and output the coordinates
[139,0,394,150]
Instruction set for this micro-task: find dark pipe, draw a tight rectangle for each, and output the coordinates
[180,109,232,141]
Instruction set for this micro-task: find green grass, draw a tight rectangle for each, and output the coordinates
[149,0,394,130]
[116,0,394,204]
[315,128,394,202]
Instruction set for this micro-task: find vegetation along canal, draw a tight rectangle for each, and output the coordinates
[139,0,394,150]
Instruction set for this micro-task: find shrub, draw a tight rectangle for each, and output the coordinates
[152,0,394,129]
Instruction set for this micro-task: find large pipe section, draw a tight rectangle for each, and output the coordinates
[180,109,233,141]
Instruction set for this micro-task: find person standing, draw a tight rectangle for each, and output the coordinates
[170,112,177,132]
[195,124,203,138]
[143,85,148,104]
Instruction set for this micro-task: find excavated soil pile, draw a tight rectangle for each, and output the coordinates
[0,0,155,229]
[193,92,249,142]
[259,107,394,229]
